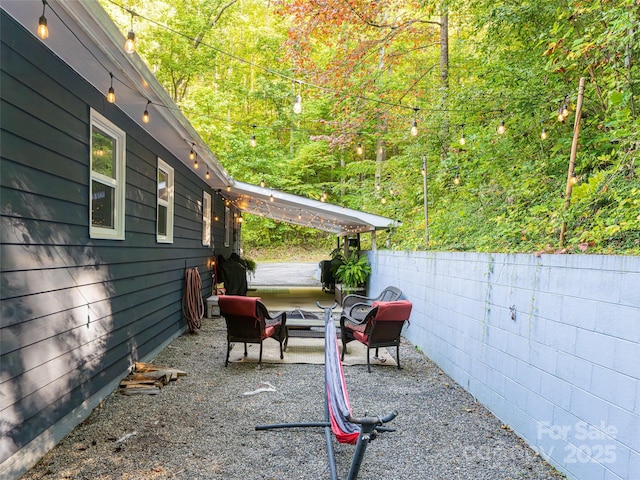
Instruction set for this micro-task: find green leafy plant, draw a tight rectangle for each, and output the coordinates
[334,253,371,290]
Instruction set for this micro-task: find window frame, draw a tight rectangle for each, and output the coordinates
[202,191,212,246]
[156,157,174,243]
[89,109,126,240]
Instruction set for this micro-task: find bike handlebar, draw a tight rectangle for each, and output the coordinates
[346,410,398,426]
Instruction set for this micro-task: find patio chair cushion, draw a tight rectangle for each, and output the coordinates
[219,295,261,318]
[371,300,413,322]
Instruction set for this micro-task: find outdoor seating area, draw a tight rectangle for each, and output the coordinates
[18,287,563,480]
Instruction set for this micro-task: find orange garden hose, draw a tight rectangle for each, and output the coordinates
[182,267,205,333]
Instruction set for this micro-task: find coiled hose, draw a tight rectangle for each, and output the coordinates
[182,267,204,333]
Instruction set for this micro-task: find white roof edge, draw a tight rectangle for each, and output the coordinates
[231,181,399,233]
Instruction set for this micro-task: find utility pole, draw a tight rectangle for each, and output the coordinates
[559,77,586,247]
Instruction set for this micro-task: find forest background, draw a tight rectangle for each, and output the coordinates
[101,0,639,259]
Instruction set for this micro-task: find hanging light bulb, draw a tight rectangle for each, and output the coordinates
[124,11,136,53]
[421,157,426,177]
[411,108,419,136]
[37,0,49,39]
[189,144,195,161]
[194,154,199,169]
[298,210,302,220]
[454,173,460,185]
[250,125,257,147]
[269,190,274,202]
[226,185,231,192]
[540,128,548,140]
[206,169,210,180]
[260,178,265,188]
[106,73,116,103]
[459,133,466,145]
[293,94,302,114]
[381,196,386,204]
[570,171,578,185]
[562,95,570,119]
[557,105,565,122]
[497,120,506,135]
[124,31,136,54]
[142,100,151,123]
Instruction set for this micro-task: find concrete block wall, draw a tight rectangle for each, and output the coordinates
[366,251,639,480]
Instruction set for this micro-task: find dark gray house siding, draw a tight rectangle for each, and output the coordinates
[0,11,233,477]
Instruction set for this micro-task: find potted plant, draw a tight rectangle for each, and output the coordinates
[334,253,371,303]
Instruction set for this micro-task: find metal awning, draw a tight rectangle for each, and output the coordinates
[224,181,399,236]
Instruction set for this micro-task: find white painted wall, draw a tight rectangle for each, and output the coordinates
[366,251,639,480]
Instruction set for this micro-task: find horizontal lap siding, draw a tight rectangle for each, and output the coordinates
[0,12,219,473]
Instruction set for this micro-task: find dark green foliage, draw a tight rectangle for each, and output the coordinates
[102,0,639,255]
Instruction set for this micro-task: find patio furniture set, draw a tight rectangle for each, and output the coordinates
[217,286,410,370]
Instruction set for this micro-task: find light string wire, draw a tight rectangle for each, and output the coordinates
[103,0,563,120]
[46,0,578,165]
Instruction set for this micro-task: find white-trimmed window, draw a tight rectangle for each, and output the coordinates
[157,158,174,243]
[90,109,126,239]
[202,191,212,246]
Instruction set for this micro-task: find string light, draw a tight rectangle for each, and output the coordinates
[269,190,274,202]
[459,132,466,145]
[124,24,136,53]
[226,184,231,192]
[540,128,548,140]
[562,95,570,118]
[193,153,198,169]
[293,94,302,114]
[37,0,49,39]
[497,120,506,135]
[106,73,116,103]
[411,107,419,136]
[570,171,578,185]
[250,125,257,147]
[206,169,210,179]
[142,100,151,123]
[260,178,265,188]
[189,144,195,161]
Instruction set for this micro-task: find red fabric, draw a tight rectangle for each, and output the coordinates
[353,331,368,343]
[218,295,261,318]
[371,300,412,321]
[263,325,275,339]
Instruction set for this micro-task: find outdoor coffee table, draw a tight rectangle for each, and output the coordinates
[285,309,340,345]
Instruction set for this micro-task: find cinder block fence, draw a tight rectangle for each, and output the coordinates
[366,251,639,480]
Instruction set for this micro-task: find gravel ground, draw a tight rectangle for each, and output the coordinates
[22,317,565,480]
